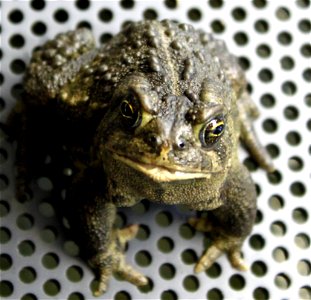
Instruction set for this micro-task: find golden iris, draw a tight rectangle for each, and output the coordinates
[120,99,141,128]
[200,116,225,147]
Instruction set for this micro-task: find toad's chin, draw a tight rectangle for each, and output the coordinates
[112,153,210,182]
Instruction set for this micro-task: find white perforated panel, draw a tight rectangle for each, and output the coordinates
[1,1,310,299]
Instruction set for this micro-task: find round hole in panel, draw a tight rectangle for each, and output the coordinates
[0,280,14,297]
[164,0,178,9]
[54,9,69,23]
[272,247,289,262]
[205,262,222,278]
[138,277,154,293]
[135,250,152,267]
[299,286,311,300]
[187,8,202,22]
[18,240,36,256]
[0,200,10,217]
[181,249,198,265]
[143,9,158,20]
[0,227,11,244]
[9,9,24,23]
[179,223,195,239]
[21,293,38,300]
[159,263,176,280]
[274,273,291,290]
[30,0,46,10]
[42,252,60,269]
[114,290,131,300]
[9,34,25,48]
[254,19,269,33]
[0,253,13,271]
[231,7,246,21]
[32,21,47,36]
[297,259,311,276]
[249,234,265,250]
[136,224,150,240]
[251,261,268,277]
[276,7,290,21]
[295,233,310,249]
[207,288,224,300]
[19,266,37,284]
[229,274,246,291]
[161,289,178,300]
[211,19,225,34]
[43,279,61,296]
[292,208,308,224]
[183,275,200,292]
[253,287,269,300]
[68,292,84,300]
[63,240,80,257]
[256,44,271,58]
[66,265,84,282]
[75,0,90,10]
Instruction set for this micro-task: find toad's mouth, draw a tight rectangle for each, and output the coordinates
[111,153,210,182]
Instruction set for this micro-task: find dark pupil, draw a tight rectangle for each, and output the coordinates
[121,101,134,118]
[213,124,224,135]
[120,99,141,128]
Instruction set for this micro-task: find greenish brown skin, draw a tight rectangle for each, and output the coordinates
[12,20,274,296]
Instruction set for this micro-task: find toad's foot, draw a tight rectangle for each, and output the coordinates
[189,217,248,273]
[90,224,148,297]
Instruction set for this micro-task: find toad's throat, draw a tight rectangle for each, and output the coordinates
[112,153,210,182]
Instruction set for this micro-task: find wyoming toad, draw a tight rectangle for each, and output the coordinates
[12,20,274,296]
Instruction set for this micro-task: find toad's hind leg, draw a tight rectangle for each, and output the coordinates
[189,163,257,273]
[238,91,275,173]
[7,102,49,201]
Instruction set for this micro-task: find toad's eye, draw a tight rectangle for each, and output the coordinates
[120,98,142,128]
[199,116,225,148]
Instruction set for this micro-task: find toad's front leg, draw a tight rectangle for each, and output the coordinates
[89,222,148,296]
[189,163,257,273]
[66,177,148,296]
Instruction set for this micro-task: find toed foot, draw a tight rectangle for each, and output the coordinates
[189,217,248,273]
[91,224,148,297]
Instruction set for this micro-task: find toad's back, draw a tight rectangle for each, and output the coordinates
[23,20,246,121]
[91,20,246,106]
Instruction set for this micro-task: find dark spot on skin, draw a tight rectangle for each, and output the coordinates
[182,58,195,80]
[165,29,175,37]
[98,65,108,73]
[194,51,205,63]
[148,37,159,48]
[161,19,174,29]
[186,37,193,44]
[200,32,212,45]
[145,30,156,38]
[103,73,112,80]
[178,23,193,32]
[184,90,198,102]
[133,40,142,48]
[148,56,161,72]
[171,40,182,50]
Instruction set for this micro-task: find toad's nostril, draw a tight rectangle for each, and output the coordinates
[176,139,187,150]
[145,134,161,147]
[179,141,186,148]
[149,135,157,144]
